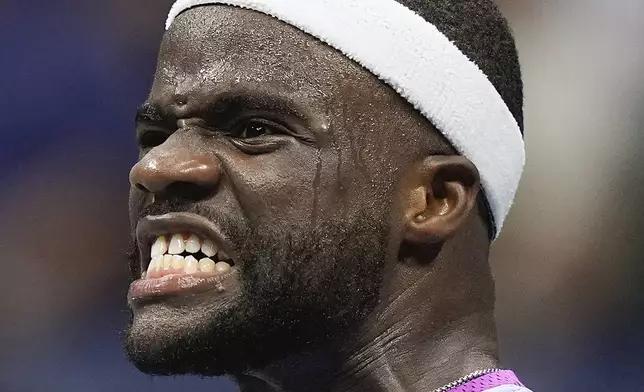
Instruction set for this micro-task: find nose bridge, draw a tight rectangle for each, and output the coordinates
[129,136,221,195]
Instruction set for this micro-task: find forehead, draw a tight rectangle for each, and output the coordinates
[152,5,374,111]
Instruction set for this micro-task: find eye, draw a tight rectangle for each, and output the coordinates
[138,130,168,149]
[236,119,286,139]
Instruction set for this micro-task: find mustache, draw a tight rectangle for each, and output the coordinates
[136,198,214,222]
[135,199,246,239]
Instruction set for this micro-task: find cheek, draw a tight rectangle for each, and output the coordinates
[226,145,324,225]
[220,139,360,231]
[235,146,388,227]
[222,134,401,229]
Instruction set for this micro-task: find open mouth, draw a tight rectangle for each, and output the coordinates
[142,233,235,279]
[129,213,241,303]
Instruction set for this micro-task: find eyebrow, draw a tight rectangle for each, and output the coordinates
[206,88,315,125]
[135,88,316,127]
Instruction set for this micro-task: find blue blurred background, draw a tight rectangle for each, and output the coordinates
[1,0,642,391]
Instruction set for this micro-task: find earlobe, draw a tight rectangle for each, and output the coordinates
[402,156,480,244]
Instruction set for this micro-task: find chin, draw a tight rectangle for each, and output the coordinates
[124,300,249,376]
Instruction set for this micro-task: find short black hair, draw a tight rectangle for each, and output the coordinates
[396,0,524,133]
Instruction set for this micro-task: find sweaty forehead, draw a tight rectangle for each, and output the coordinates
[153,5,377,109]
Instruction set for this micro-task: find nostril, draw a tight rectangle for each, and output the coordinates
[165,181,214,201]
[135,183,148,193]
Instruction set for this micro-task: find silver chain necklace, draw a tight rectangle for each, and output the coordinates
[431,368,503,392]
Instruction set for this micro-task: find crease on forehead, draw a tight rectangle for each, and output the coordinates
[157,5,378,96]
[154,6,343,114]
[161,6,326,76]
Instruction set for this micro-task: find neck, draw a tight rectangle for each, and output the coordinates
[235,222,497,392]
[234,312,498,392]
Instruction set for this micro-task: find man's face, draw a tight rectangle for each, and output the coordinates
[126,5,429,375]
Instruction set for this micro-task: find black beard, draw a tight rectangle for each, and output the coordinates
[124,210,390,377]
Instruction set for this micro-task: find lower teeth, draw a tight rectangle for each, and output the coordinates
[144,254,232,279]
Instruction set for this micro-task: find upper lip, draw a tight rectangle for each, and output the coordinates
[135,212,238,276]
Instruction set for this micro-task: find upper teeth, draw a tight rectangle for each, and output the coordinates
[185,234,200,253]
[151,236,168,257]
[201,239,217,257]
[144,234,233,279]
[151,234,222,258]
[168,234,185,254]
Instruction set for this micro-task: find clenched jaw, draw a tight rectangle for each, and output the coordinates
[128,212,240,305]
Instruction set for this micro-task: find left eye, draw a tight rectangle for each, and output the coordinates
[240,123,268,138]
[237,119,285,139]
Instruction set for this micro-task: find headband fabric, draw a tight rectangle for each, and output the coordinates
[166,0,525,238]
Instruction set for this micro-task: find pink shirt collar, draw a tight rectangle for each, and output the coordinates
[447,370,528,392]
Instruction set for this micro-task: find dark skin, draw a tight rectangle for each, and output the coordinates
[127,5,498,392]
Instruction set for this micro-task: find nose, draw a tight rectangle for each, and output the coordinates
[129,143,221,200]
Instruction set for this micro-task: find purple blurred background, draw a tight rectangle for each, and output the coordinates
[1,0,642,391]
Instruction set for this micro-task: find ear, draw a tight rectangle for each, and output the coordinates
[402,156,480,244]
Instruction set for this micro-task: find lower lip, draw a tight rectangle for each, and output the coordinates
[128,270,238,304]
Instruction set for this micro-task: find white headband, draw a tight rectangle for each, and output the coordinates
[166,0,525,238]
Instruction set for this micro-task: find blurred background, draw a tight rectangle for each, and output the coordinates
[1,0,642,390]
